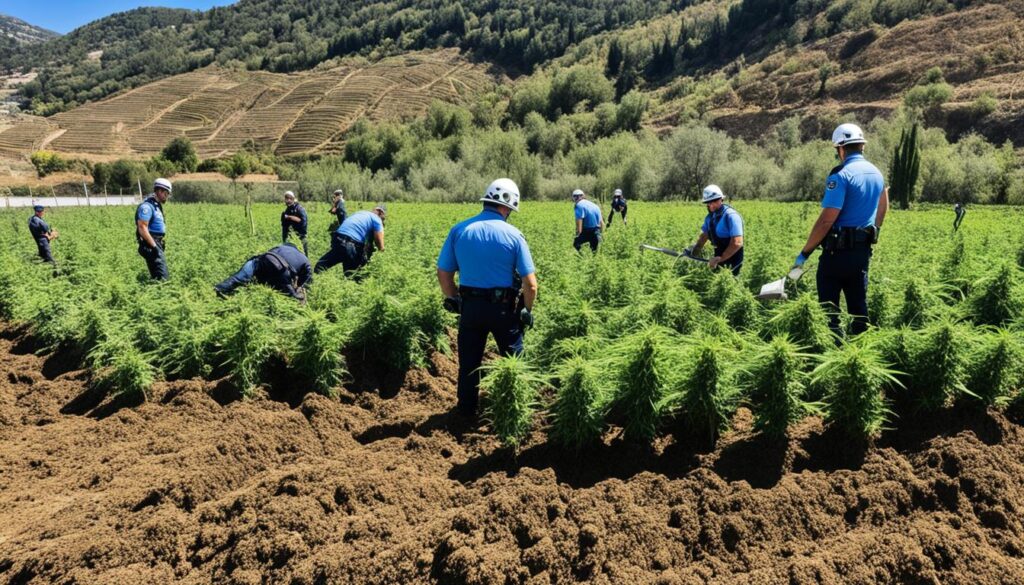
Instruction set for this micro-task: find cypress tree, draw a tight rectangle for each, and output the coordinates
[889,123,920,210]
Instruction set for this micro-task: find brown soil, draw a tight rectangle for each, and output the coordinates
[2,325,1024,584]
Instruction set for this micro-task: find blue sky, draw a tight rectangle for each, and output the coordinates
[1,1,235,34]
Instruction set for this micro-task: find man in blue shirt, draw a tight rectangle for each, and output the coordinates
[607,188,627,228]
[214,243,313,301]
[136,178,172,281]
[314,205,386,276]
[281,191,309,256]
[794,123,889,336]
[330,189,347,229]
[572,189,603,252]
[686,185,744,276]
[437,178,538,417]
[28,205,59,266]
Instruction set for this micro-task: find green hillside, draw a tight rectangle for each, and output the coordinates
[4,0,1003,116]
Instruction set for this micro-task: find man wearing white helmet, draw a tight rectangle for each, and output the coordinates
[437,178,538,417]
[314,204,386,276]
[607,188,627,228]
[685,185,744,275]
[135,178,172,280]
[571,189,603,252]
[794,123,889,336]
[281,191,309,256]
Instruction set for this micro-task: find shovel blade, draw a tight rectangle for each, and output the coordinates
[757,278,788,301]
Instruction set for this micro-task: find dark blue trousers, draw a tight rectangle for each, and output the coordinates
[138,238,168,281]
[817,247,871,336]
[35,238,55,264]
[573,228,601,252]
[457,297,524,415]
[314,234,365,275]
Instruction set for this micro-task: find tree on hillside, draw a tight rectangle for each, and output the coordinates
[220,152,255,235]
[606,37,624,77]
[162,137,199,173]
[658,125,730,200]
[889,123,920,210]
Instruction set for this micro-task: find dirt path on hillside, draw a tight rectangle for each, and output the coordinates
[1,325,1023,584]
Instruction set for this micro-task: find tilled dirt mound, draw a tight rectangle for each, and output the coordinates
[2,326,1024,585]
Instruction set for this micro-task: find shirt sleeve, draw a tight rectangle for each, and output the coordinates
[701,215,710,234]
[372,214,383,233]
[516,235,536,277]
[137,203,153,222]
[725,212,743,237]
[574,204,585,220]
[437,229,459,272]
[821,173,846,210]
[299,206,308,223]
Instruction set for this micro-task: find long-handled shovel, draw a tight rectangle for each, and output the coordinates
[639,244,708,263]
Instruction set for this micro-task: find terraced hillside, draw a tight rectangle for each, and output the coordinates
[0,50,496,159]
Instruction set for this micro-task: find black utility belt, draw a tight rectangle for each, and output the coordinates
[821,227,875,252]
[460,286,518,303]
[336,234,362,246]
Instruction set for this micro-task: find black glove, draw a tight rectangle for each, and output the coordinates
[443,296,462,314]
[519,308,534,330]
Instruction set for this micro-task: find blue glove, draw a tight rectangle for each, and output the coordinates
[794,251,809,267]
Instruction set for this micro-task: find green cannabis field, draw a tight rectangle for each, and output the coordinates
[2,201,1023,449]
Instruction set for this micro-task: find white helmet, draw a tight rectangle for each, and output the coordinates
[613,188,623,197]
[154,178,172,193]
[701,184,724,203]
[481,178,520,212]
[571,189,585,201]
[333,189,344,197]
[832,123,866,147]
[284,190,296,199]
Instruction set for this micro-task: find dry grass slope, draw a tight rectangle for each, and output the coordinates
[655,2,1024,144]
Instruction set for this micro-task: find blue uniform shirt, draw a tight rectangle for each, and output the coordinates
[136,196,166,234]
[821,153,885,228]
[28,216,50,242]
[701,204,744,242]
[336,210,383,243]
[437,208,536,289]
[612,196,627,211]
[574,199,602,229]
[282,203,308,234]
[264,243,313,288]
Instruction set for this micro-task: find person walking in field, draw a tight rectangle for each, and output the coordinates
[953,202,966,233]
[793,123,889,337]
[214,243,312,301]
[330,189,347,228]
[136,178,172,281]
[685,185,744,276]
[28,205,59,266]
[281,191,309,256]
[314,205,386,276]
[437,178,538,418]
[571,189,603,252]
[607,188,628,227]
